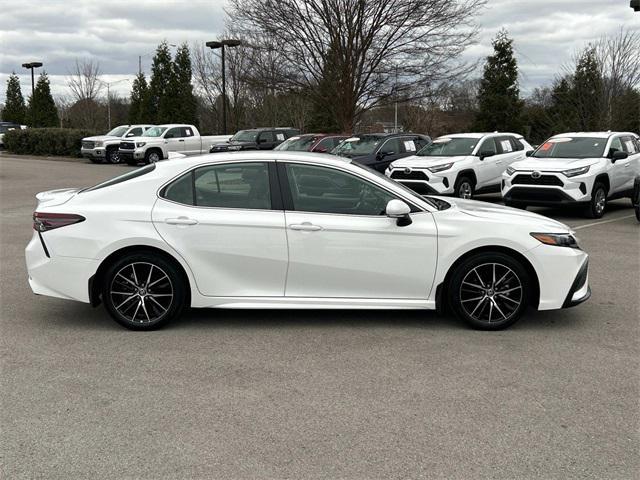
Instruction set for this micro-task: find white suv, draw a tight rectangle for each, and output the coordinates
[502,132,640,218]
[386,133,532,198]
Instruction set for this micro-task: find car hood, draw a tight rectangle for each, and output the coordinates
[510,156,600,172]
[441,197,570,232]
[390,155,470,168]
[83,135,120,142]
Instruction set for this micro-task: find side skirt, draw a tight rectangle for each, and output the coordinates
[191,296,436,310]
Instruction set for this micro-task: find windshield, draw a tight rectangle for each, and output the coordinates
[106,126,129,137]
[351,162,439,210]
[143,127,168,137]
[417,137,478,157]
[533,137,607,159]
[231,130,258,142]
[275,135,317,151]
[332,136,383,157]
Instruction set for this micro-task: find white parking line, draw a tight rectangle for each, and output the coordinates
[573,214,636,230]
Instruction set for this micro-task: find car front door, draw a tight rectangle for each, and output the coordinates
[475,137,499,188]
[373,138,405,172]
[279,162,438,299]
[164,127,185,152]
[608,136,628,195]
[620,135,640,191]
[257,131,276,150]
[152,161,288,297]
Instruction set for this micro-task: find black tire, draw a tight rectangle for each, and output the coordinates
[106,146,120,164]
[635,203,640,222]
[102,252,187,330]
[448,252,530,330]
[144,149,162,165]
[454,176,474,199]
[504,199,527,210]
[584,182,607,219]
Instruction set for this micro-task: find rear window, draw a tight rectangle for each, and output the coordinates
[82,164,156,192]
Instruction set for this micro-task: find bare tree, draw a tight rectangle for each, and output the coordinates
[230,0,486,131]
[66,59,104,129]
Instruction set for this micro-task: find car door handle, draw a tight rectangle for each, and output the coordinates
[165,217,198,226]
[179,139,185,142]
[289,222,322,232]
[496,160,503,164]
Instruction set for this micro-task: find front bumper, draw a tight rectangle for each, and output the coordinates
[502,171,593,205]
[562,259,591,308]
[387,168,455,195]
[119,148,146,161]
[81,147,106,159]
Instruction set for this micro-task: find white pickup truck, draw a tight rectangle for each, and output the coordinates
[81,124,154,163]
[118,124,232,165]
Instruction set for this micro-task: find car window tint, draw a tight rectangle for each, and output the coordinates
[163,171,194,205]
[621,136,638,154]
[181,127,193,137]
[194,162,271,209]
[479,138,497,155]
[609,137,623,155]
[165,127,182,139]
[314,138,335,152]
[379,138,402,155]
[128,128,143,137]
[509,137,524,151]
[414,137,430,150]
[285,164,396,216]
[260,131,275,143]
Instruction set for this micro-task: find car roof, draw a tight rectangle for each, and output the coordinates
[158,124,192,128]
[438,132,524,139]
[552,131,636,139]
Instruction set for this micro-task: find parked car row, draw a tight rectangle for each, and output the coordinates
[386,131,640,219]
[0,121,27,148]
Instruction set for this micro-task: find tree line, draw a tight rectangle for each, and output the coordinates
[2,0,638,140]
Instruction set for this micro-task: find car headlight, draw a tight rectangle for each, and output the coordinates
[530,232,579,248]
[136,142,146,148]
[427,163,453,173]
[562,166,590,177]
[506,166,517,175]
[94,141,103,147]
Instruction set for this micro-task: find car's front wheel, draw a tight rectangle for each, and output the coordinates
[585,182,607,219]
[102,252,187,330]
[106,147,120,164]
[145,150,161,164]
[454,176,474,199]
[448,252,530,330]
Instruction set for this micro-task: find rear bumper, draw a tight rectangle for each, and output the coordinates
[25,232,97,303]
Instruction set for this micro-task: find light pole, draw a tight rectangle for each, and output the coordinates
[21,62,43,97]
[206,39,242,135]
[99,78,130,129]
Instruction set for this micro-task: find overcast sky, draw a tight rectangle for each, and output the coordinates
[0,0,638,104]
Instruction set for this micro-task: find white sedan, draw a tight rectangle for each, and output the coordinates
[26,152,590,330]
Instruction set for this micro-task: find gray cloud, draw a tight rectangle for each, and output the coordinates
[1,0,638,103]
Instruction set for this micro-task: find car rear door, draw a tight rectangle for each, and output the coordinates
[608,136,628,195]
[279,161,437,299]
[152,161,288,297]
[180,126,201,155]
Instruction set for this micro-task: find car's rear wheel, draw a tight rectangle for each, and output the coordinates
[448,252,529,330]
[106,147,120,164]
[102,252,187,330]
[585,182,607,219]
[454,176,474,199]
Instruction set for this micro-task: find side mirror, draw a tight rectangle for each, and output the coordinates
[611,150,628,162]
[525,150,533,157]
[479,150,495,160]
[386,199,412,226]
[377,151,393,160]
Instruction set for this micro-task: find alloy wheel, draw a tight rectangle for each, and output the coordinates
[459,182,472,199]
[148,152,160,163]
[108,150,120,164]
[459,262,523,324]
[109,262,173,324]
[594,188,606,216]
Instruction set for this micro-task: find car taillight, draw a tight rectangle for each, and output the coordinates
[33,212,85,232]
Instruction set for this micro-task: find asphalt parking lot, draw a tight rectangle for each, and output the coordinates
[1,154,638,479]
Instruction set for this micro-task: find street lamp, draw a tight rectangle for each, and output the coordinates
[21,62,43,96]
[206,39,242,135]
[99,78,130,129]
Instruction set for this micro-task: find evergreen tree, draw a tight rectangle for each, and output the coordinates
[571,47,604,131]
[149,42,175,123]
[474,30,523,132]
[548,77,578,133]
[171,43,198,125]
[27,72,59,127]
[3,73,26,124]
[129,72,152,124]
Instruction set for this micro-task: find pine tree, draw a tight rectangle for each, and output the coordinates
[27,72,59,127]
[548,77,578,133]
[129,72,152,124]
[571,47,604,131]
[172,43,198,125]
[3,73,26,124]
[149,42,175,123]
[474,30,523,132]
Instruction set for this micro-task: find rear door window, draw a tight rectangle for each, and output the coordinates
[165,127,183,139]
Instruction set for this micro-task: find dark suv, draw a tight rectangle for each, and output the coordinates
[331,133,431,172]
[210,127,299,153]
